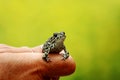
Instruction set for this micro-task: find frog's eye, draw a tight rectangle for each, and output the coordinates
[53,33,57,37]
[61,32,65,35]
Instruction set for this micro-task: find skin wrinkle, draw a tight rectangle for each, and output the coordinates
[0,53,45,80]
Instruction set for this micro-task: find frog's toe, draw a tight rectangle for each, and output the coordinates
[42,56,51,62]
[62,56,69,60]
[62,52,69,60]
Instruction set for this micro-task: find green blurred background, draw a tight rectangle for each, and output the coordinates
[0,0,120,80]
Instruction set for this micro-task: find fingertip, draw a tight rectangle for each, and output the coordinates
[66,56,76,74]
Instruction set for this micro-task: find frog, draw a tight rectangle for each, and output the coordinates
[42,32,69,62]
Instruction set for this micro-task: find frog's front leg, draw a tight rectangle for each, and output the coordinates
[42,48,51,62]
[62,47,69,60]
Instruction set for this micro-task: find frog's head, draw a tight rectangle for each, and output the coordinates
[53,32,66,43]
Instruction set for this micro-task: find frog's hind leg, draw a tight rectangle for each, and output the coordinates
[62,47,69,60]
[42,48,51,62]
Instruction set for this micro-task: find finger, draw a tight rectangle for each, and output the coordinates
[42,54,76,76]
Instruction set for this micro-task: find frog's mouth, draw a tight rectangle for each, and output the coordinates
[60,36,66,41]
[61,37,65,41]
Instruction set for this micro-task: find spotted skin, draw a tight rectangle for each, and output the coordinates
[42,32,69,62]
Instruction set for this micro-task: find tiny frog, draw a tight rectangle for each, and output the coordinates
[42,32,69,62]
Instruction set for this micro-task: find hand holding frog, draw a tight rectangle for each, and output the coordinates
[0,44,75,80]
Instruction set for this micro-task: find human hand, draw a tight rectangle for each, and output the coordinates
[0,44,76,80]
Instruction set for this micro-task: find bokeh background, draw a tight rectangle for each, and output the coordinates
[0,0,120,80]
